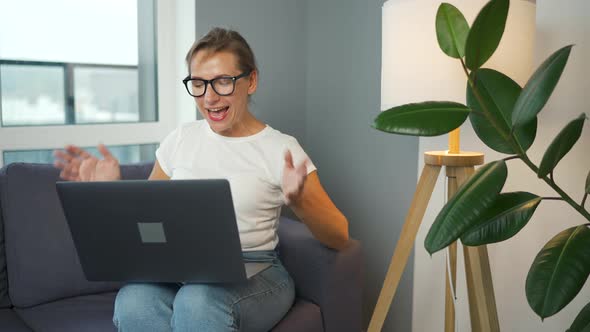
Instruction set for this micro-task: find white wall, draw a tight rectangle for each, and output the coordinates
[412,0,590,331]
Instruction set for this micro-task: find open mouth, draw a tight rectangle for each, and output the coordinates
[207,106,229,121]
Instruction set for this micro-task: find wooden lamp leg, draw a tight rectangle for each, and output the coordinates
[453,166,500,332]
[445,242,458,332]
[368,164,441,332]
[444,166,461,332]
[464,245,500,332]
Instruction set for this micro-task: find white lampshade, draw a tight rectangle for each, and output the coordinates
[381,0,536,111]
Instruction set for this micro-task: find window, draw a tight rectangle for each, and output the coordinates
[0,0,157,127]
[0,60,156,126]
[0,62,66,126]
[0,0,170,167]
[3,144,158,165]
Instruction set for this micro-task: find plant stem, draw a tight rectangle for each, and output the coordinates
[503,155,520,162]
[519,154,590,221]
[470,110,486,117]
[582,193,588,207]
[542,197,564,201]
[460,58,471,82]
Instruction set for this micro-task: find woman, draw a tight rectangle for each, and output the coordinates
[54,27,348,332]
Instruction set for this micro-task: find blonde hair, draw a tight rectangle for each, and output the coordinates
[185,27,258,75]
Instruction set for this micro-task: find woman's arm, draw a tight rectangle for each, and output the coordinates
[288,171,349,251]
[148,160,171,180]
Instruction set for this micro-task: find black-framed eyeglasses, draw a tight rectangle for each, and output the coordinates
[182,71,252,97]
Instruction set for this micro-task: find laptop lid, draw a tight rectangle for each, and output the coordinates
[56,179,248,283]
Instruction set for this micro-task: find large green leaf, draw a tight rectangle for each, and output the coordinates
[464,0,509,70]
[567,301,590,332]
[461,192,541,246]
[467,68,537,154]
[512,45,574,127]
[436,3,469,58]
[425,160,507,254]
[526,224,590,319]
[373,101,470,136]
[538,114,586,178]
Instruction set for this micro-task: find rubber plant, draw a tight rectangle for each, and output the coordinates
[373,0,590,329]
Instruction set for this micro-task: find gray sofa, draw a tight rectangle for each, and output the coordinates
[0,162,362,332]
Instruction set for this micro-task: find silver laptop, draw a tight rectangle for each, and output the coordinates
[56,179,270,283]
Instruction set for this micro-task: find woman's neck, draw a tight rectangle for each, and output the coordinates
[224,110,266,137]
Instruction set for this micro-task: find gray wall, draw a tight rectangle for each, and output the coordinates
[195,1,419,330]
[304,1,417,330]
[195,0,307,141]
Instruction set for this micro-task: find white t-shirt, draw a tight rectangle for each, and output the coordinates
[155,120,316,251]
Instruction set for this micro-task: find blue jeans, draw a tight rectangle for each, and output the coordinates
[113,251,295,332]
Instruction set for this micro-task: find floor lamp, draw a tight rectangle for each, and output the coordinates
[369,1,535,331]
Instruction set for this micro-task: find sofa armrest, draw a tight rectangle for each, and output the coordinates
[277,217,362,332]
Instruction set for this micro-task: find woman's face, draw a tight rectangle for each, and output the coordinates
[189,50,257,137]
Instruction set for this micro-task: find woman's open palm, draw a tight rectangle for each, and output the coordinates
[53,144,121,182]
[282,150,308,205]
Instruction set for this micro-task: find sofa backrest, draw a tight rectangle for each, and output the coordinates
[0,169,10,309]
[0,162,153,308]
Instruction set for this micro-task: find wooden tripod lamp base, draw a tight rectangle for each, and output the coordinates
[424,150,484,167]
[368,150,499,332]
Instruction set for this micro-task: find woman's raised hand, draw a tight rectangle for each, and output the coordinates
[282,150,308,205]
[53,144,121,181]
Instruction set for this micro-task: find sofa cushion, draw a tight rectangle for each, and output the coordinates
[271,299,323,332]
[14,293,321,332]
[0,163,126,307]
[119,162,153,180]
[0,308,32,331]
[16,292,117,332]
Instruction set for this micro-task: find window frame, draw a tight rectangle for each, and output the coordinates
[0,0,192,167]
[0,59,144,127]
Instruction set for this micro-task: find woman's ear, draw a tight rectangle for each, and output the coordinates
[247,70,258,95]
